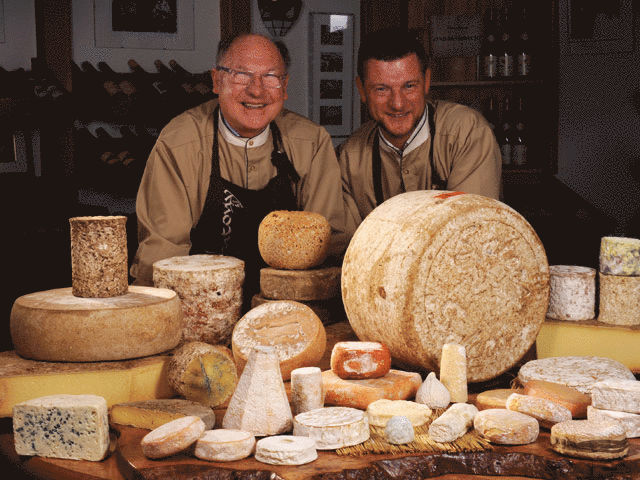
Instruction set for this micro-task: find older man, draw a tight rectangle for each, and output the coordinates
[131,34,349,294]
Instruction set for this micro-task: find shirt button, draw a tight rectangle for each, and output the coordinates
[248,140,254,146]
[403,169,409,174]
[249,166,256,171]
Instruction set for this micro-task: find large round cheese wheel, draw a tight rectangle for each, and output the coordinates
[10,286,182,361]
[342,191,549,382]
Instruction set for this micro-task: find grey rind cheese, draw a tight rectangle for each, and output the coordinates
[342,191,549,382]
[260,266,341,301]
[547,265,596,321]
[598,273,640,326]
[70,215,128,298]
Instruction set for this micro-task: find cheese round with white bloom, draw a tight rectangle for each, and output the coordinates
[293,407,369,449]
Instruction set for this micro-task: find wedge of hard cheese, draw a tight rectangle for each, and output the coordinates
[591,379,640,414]
[587,405,640,438]
[523,380,591,418]
[109,399,215,430]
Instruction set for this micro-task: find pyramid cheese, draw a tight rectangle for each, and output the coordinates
[260,266,341,301]
[254,435,317,465]
[598,273,640,326]
[109,399,215,430]
[599,236,640,276]
[140,415,206,459]
[293,407,369,449]
[587,406,640,438]
[474,408,539,444]
[194,429,256,461]
[547,265,596,321]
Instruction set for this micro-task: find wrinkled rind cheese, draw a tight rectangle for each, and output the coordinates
[194,429,256,462]
[428,403,478,443]
[13,394,110,461]
[547,265,596,321]
[599,236,640,276]
[293,407,370,449]
[366,399,432,427]
[109,399,216,430]
[587,406,640,438]
[474,408,539,444]
[550,419,628,460]
[591,379,640,414]
[385,415,415,444]
[523,380,591,418]
[598,273,640,326]
[330,341,391,380]
[506,393,572,428]
[140,415,206,459]
[260,267,342,301]
[254,435,318,465]
[440,343,468,403]
[416,372,451,409]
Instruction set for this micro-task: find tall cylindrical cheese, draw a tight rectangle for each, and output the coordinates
[599,236,640,276]
[342,191,549,382]
[260,267,342,301]
[153,254,244,345]
[440,343,468,403]
[291,367,324,415]
[70,216,128,298]
[598,273,640,326]
[547,265,596,321]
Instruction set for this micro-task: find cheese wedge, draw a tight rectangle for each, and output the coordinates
[475,388,522,410]
[506,393,572,429]
[587,405,640,438]
[474,408,539,445]
[523,380,590,418]
[591,379,640,414]
[109,399,215,430]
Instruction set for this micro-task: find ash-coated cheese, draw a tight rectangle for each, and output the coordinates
[475,388,522,410]
[194,429,256,461]
[153,254,244,345]
[293,406,369,449]
[473,408,539,444]
[231,300,326,380]
[518,356,635,395]
[506,393,572,428]
[591,379,640,413]
[523,380,591,418]
[597,273,640,326]
[258,210,331,270]
[342,191,549,383]
[599,236,640,276]
[385,415,415,444]
[291,367,324,415]
[254,435,317,465]
[550,419,628,460]
[109,399,215,430]
[140,415,206,459]
[330,341,391,379]
[260,266,341,301]
[13,394,109,461]
[439,343,468,403]
[547,265,596,321]
[428,402,478,443]
[587,405,640,438]
[366,399,432,427]
[69,215,128,298]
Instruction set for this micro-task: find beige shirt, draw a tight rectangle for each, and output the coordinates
[131,99,349,285]
[338,100,502,228]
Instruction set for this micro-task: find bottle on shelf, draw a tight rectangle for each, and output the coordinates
[479,7,499,80]
[498,96,513,166]
[514,4,531,77]
[497,5,514,79]
[512,96,528,166]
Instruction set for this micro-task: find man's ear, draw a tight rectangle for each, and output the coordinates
[281,74,289,101]
[356,76,367,104]
[424,67,432,96]
[211,68,221,95]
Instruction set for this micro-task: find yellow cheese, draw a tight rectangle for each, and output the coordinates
[109,399,216,430]
[536,320,640,373]
[0,351,172,417]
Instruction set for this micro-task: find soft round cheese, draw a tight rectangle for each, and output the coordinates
[599,236,640,276]
[140,416,206,459]
[194,429,255,462]
[547,265,596,321]
[366,399,432,427]
[598,273,640,326]
[384,415,415,444]
[330,341,391,379]
[474,408,539,445]
[293,406,370,449]
[550,419,628,460]
[254,435,317,465]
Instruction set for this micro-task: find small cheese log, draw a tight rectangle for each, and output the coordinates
[194,429,256,461]
[475,389,522,410]
[140,415,206,459]
[70,215,128,298]
[474,408,539,445]
[366,399,432,427]
[550,419,628,460]
[591,379,640,414]
[231,301,326,381]
[506,393,572,428]
[254,435,317,465]
[258,210,331,270]
[260,267,341,301]
[291,367,324,415]
[439,343,468,403]
[428,403,478,443]
[547,265,596,321]
[523,380,591,418]
[385,416,415,444]
[322,369,422,410]
[330,341,391,380]
[599,236,640,276]
[153,254,244,345]
[587,405,640,438]
[415,372,451,409]
[223,346,293,436]
[293,406,369,449]
[109,399,215,430]
[13,394,110,461]
[598,273,640,326]
[168,342,238,408]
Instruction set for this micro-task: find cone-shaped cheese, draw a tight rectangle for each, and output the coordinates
[222,346,293,436]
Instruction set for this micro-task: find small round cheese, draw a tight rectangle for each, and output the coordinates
[474,409,539,444]
[141,416,206,459]
[384,415,415,444]
[254,435,317,465]
[550,419,628,460]
[547,265,596,321]
[194,429,255,462]
[367,399,432,427]
[293,407,369,449]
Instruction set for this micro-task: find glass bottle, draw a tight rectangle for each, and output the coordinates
[499,97,513,166]
[515,5,531,77]
[497,6,514,78]
[480,7,499,80]
[512,96,528,166]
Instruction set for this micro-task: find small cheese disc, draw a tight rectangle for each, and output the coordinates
[384,416,415,444]
[506,393,572,428]
[254,435,317,465]
[110,399,216,430]
[474,408,539,444]
[194,429,256,462]
[140,415,206,459]
[260,266,341,301]
[523,380,591,418]
[587,406,640,438]
[598,273,640,326]
[330,341,391,379]
[475,389,522,410]
[293,406,369,449]
[591,379,640,414]
[366,399,432,427]
[599,236,640,276]
[550,419,628,460]
[547,265,596,321]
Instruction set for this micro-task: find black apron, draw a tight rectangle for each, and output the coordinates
[190,107,299,306]
[372,102,445,206]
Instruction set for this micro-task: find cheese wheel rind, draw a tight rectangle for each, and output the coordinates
[474,408,539,444]
[591,379,640,414]
[260,267,341,301]
[587,405,640,438]
[597,273,640,326]
[194,429,256,461]
[293,407,370,449]
[141,415,206,459]
[254,435,317,465]
[366,399,432,427]
[599,236,640,276]
[547,265,596,321]
[550,419,628,460]
[506,393,572,428]
[330,341,391,379]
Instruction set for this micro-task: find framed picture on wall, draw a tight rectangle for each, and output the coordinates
[94,0,195,50]
[0,130,28,174]
[309,12,354,140]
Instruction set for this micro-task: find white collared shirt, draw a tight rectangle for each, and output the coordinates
[378,106,429,162]
[218,110,270,148]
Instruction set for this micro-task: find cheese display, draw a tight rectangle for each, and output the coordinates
[599,236,640,276]
[587,406,640,438]
[222,346,293,436]
[0,351,173,417]
[506,393,572,428]
[550,419,628,460]
[598,273,640,326]
[260,266,341,301]
[168,342,238,408]
[13,394,110,461]
[475,389,522,410]
[322,369,422,410]
[522,380,591,418]
[258,210,331,270]
[231,300,326,380]
[517,356,635,394]
[439,343,468,403]
[366,399,432,427]
[10,286,182,362]
[473,409,539,445]
[69,215,128,298]
[415,372,451,409]
[546,265,596,321]
[591,379,640,414]
[342,191,549,382]
[291,366,324,415]
[251,293,342,325]
[194,429,256,461]
[384,415,415,444]
[428,402,479,443]
[330,341,391,380]
[293,406,369,449]
[109,399,216,430]
[152,254,244,345]
[140,415,206,459]
[254,435,317,465]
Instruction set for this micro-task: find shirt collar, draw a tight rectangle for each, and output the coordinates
[378,105,429,157]
[218,110,270,148]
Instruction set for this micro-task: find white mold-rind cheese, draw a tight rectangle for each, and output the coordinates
[293,406,369,449]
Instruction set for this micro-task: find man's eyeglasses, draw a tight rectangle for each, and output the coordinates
[215,66,285,89]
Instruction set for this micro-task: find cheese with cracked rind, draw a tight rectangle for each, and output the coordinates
[293,407,369,449]
[547,265,596,321]
[591,379,640,414]
[330,341,391,379]
[194,429,256,461]
[506,393,572,428]
[366,399,432,427]
[260,266,341,301]
[140,415,206,459]
[599,236,640,276]
[474,408,539,444]
[550,419,628,460]
[428,403,478,443]
[587,406,640,438]
[254,435,317,465]
[109,399,215,430]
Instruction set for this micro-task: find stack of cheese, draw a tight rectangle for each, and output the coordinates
[254,210,344,324]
